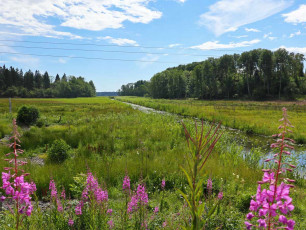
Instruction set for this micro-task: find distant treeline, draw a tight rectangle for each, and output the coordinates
[0,65,96,98]
[118,48,306,100]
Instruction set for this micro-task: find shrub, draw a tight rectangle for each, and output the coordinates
[17,106,40,126]
[48,139,71,164]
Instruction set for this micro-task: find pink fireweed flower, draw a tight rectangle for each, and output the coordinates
[162,221,167,228]
[68,219,74,226]
[161,178,166,190]
[57,199,63,212]
[154,206,159,214]
[49,179,57,200]
[246,108,296,229]
[75,201,83,215]
[107,209,113,215]
[61,189,66,200]
[217,191,223,200]
[123,175,130,191]
[108,219,114,229]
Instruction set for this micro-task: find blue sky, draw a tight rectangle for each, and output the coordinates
[0,0,305,91]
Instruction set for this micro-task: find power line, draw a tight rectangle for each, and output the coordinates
[0,39,245,52]
[0,51,179,63]
[0,44,221,57]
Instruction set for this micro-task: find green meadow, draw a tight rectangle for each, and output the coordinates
[0,97,305,229]
[116,97,306,144]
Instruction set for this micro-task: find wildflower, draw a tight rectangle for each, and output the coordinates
[61,189,66,200]
[154,206,159,214]
[123,175,130,191]
[75,202,83,215]
[245,108,296,229]
[245,221,252,230]
[49,179,57,200]
[161,178,166,190]
[162,221,167,228]
[68,219,74,226]
[107,209,113,215]
[246,213,254,220]
[207,178,212,195]
[108,219,114,229]
[0,196,5,202]
[217,191,223,200]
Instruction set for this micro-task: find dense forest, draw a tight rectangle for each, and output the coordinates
[119,48,306,100]
[118,80,150,97]
[0,65,96,98]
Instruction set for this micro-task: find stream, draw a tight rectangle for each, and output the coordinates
[117,100,306,178]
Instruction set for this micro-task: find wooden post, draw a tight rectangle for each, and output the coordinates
[9,97,12,113]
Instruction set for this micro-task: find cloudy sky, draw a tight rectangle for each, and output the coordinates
[0,0,305,91]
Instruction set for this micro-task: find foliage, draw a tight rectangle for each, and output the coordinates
[17,106,40,126]
[245,108,297,229]
[0,66,96,98]
[178,121,223,229]
[48,139,71,164]
[118,48,305,100]
[0,97,305,229]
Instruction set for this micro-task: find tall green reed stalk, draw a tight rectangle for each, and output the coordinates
[178,121,223,230]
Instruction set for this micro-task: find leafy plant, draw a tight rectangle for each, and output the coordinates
[178,121,223,229]
[17,106,40,126]
[48,139,71,164]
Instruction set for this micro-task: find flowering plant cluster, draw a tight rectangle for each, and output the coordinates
[1,119,36,230]
[245,108,296,230]
[127,184,149,214]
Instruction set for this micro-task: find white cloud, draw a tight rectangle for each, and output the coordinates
[245,28,261,32]
[283,4,306,24]
[175,0,187,3]
[190,39,261,50]
[268,37,277,40]
[263,32,277,40]
[233,35,248,38]
[289,30,301,38]
[58,58,67,64]
[199,0,292,36]
[0,0,162,39]
[279,46,306,55]
[169,43,181,48]
[99,36,139,46]
[10,55,39,65]
[138,54,160,68]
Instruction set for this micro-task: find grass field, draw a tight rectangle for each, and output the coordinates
[116,97,306,144]
[0,97,305,229]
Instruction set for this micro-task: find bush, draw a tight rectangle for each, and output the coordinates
[17,106,40,126]
[48,139,71,164]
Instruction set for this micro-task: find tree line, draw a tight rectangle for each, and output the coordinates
[119,48,306,100]
[0,65,96,98]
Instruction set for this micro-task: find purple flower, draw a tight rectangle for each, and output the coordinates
[49,179,57,200]
[257,219,266,228]
[161,179,166,190]
[217,191,223,200]
[0,196,6,202]
[108,220,114,229]
[279,215,287,224]
[245,221,252,230]
[246,212,254,220]
[162,221,167,228]
[107,209,113,215]
[68,219,74,226]
[75,202,83,215]
[154,206,159,214]
[286,219,295,230]
[123,175,130,191]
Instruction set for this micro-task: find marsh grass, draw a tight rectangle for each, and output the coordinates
[0,97,305,229]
